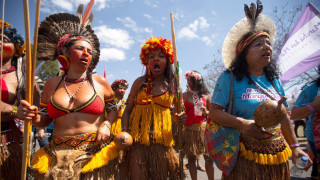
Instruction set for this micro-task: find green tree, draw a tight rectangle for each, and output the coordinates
[35,60,60,82]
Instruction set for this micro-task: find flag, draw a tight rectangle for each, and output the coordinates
[276,2,320,84]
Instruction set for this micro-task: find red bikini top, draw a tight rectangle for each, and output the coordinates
[46,78,105,119]
[184,94,207,126]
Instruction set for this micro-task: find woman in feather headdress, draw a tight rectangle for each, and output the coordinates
[17,1,122,179]
[121,36,186,179]
[0,20,40,179]
[208,1,311,179]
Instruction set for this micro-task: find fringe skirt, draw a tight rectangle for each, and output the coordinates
[126,143,182,180]
[222,125,291,180]
[31,132,121,180]
[0,122,23,180]
[182,123,206,157]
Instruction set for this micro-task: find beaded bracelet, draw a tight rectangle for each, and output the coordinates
[289,144,300,148]
[10,105,18,117]
[307,103,316,112]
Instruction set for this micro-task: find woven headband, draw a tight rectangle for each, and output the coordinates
[57,34,93,56]
[236,31,270,55]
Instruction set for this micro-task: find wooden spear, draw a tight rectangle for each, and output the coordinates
[170,11,184,180]
[21,0,41,179]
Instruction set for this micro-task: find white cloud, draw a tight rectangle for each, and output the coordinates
[177,27,199,40]
[100,48,126,61]
[41,0,110,14]
[177,17,211,42]
[117,17,152,34]
[144,0,159,8]
[106,73,114,79]
[198,17,210,29]
[94,25,134,50]
[201,36,212,45]
[143,14,152,19]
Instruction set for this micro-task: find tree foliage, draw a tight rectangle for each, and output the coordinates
[35,60,60,82]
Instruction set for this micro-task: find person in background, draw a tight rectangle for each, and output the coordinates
[110,79,129,135]
[121,36,186,179]
[183,70,214,180]
[0,19,40,179]
[291,65,320,180]
[208,1,311,179]
[111,79,129,180]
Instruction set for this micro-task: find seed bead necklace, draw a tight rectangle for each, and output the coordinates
[63,75,86,102]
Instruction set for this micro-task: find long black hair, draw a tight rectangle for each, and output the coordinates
[228,32,280,83]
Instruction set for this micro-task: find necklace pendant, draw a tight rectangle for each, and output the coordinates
[70,96,75,102]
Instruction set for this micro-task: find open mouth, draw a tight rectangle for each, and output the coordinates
[80,58,88,63]
[263,52,271,57]
[154,64,160,70]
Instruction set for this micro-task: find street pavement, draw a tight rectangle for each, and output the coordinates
[185,137,315,180]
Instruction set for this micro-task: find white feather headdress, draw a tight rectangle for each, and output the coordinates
[222,0,276,70]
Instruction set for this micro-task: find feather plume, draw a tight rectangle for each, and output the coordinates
[82,0,95,26]
[256,0,263,18]
[77,4,83,24]
[244,0,264,31]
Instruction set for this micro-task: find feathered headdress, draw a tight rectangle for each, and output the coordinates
[37,0,99,73]
[0,20,26,56]
[222,0,276,69]
[185,71,202,81]
[140,36,174,66]
[111,79,129,91]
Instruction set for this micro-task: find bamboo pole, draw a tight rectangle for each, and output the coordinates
[170,11,184,180]
[21,0,41,178]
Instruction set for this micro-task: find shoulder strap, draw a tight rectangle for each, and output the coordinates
[227,71,236,115]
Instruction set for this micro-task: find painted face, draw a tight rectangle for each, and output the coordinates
[245,36,273,71]
[115,87,126,99]
[68,40,93,70]
[147,49,167,76]
[0,34,15,62]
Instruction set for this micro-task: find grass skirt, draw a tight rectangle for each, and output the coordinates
[182,123,206,157]
[0,122,23,180]
[31,132,120,180]
[222,156,289,180]
[126,143,183,180]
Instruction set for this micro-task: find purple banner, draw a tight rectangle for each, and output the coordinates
[276,2,320,84]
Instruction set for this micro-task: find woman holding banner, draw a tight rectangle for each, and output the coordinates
[17,3,122,179]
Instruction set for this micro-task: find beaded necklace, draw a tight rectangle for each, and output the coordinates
[63,75,86,102]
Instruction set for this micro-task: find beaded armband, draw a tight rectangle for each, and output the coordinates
[105,97,117,112]
[39,102,49,116]
[10,105,18,117]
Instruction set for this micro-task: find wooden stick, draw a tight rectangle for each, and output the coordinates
[21,0,35,179]
[31,0,41,101]
[170,11,184,180]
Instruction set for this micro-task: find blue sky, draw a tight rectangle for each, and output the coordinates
[1,0,318,97]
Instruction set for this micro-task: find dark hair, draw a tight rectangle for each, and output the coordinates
[188,70,209,97]
[229,32,280,83]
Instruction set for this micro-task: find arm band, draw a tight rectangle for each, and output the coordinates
[105,97,117,112]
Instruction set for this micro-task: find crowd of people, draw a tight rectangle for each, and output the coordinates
[0,0,318,180]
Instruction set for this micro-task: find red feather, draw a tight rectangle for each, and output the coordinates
[82,0,95,25]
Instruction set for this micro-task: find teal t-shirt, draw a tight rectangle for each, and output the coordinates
[293,82,318,142]
[211,72,286,120]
